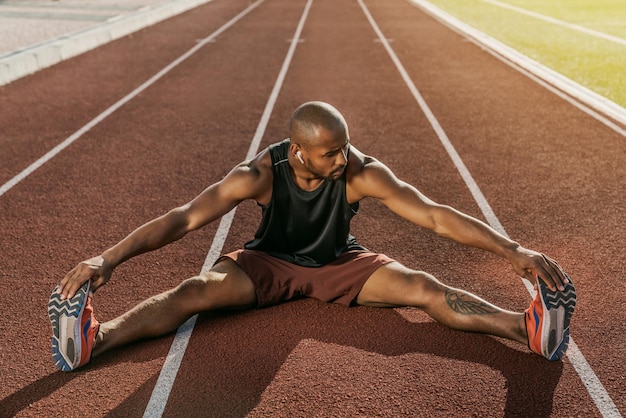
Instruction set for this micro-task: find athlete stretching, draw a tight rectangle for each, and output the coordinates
[48,101,576,372]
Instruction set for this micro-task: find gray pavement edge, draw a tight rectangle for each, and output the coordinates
[0,0,214,87]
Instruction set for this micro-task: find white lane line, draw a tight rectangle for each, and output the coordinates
[0,0,264,199]
[410,0,626,136]
[357,1,621,417]
[482,0,626,47]
[142,0,314,416]
[359,0,506,236]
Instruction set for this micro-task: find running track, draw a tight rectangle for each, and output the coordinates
[1,0,624,416]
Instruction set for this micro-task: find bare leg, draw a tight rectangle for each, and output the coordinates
[356,262,527,344]
[92,258,256,357]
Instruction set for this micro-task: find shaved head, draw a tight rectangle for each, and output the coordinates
[289,101,348,148]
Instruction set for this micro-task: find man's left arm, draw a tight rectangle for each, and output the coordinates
[351,156,570,291]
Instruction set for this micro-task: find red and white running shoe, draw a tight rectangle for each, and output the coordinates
[525,274,576,361]
[48,281,99,371]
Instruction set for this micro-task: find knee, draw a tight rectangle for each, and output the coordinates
[171,269,256,312]
[414,272,445,294]
[404,271,447,308]
[171,275,216,312]
[359,264,448,308]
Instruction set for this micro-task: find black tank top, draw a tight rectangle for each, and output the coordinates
[244,139,365,267]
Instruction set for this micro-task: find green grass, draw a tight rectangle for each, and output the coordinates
[421,0,626,109]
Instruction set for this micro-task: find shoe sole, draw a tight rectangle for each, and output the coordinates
[48,281,90,371]
[537,278,577,361]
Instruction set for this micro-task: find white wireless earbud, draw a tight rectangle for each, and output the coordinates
[296,151,305,164]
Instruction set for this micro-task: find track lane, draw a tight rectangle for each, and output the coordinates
[143,0,315,415]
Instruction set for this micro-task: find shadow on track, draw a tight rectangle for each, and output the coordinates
[0,340,164,418]
[1,298,561,417]
[100,298,563,417]
[0,372,80,418]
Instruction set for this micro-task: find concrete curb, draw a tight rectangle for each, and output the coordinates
[0,0,214,87]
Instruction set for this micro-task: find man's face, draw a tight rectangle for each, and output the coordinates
[300,126,350,181]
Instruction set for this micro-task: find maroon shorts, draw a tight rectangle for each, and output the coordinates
[218,249,395,308]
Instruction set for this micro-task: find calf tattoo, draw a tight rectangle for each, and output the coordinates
[445,288,499,315]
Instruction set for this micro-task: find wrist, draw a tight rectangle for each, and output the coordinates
[500,240,521,261]
[101,249,120,269]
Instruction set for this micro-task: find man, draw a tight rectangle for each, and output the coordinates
[49,101,576,372]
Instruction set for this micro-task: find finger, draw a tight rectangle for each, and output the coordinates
[65,279,83,300]
[92,269,112,292]
[541,254,567,290]
[521,268,535,284]
[534,262,557,291]
[547,255,569,284]
[59,275,74,299]
[63,268,88,299]
[57,267,77,296]
[56,273,73,300]
[548,256,565,274]
[90,273,103,287]
[536,257,565,291]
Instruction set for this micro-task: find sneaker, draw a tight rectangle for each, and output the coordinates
[525,274,576,361]
[48,281,100,371]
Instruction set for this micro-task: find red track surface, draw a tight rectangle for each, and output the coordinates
[1,0,624,416]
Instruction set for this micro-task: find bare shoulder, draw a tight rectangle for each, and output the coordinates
[346,146,399,203]
[222,147,274,205]
[236,146,273,178]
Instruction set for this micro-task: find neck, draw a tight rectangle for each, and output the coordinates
[289,154,325,191]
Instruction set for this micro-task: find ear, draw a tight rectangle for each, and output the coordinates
[290,143,304,159]
[289,142,301,156]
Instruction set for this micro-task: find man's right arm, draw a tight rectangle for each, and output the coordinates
[56,151,272,299]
